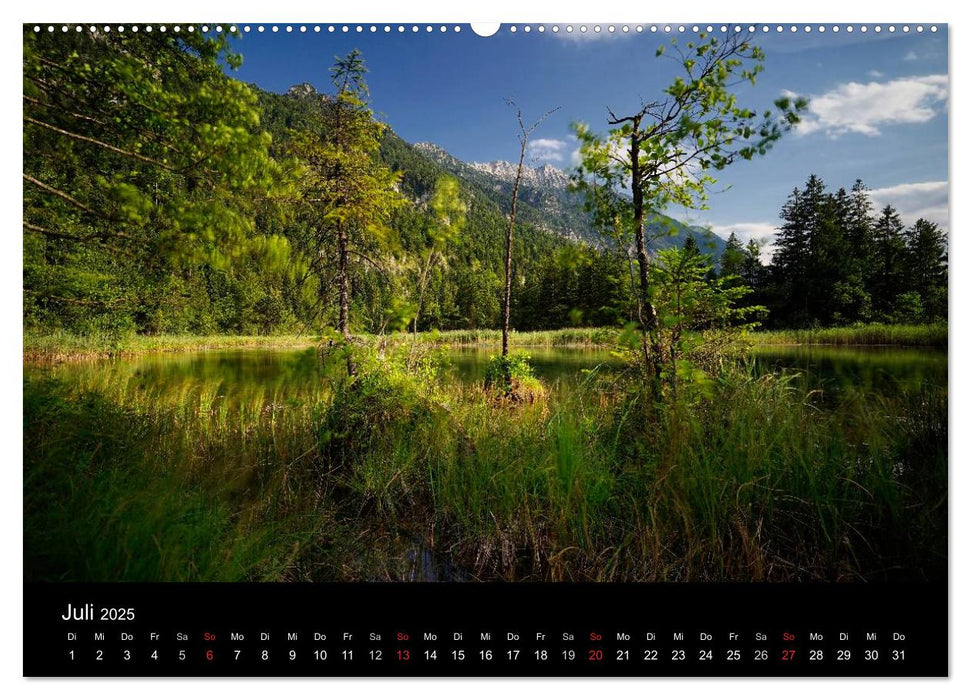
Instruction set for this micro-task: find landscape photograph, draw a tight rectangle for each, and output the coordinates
[23,24,948,584]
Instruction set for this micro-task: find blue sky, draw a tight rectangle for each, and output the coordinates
[227,24,949,245]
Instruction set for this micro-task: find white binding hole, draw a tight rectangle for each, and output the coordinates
[471,23,499,37]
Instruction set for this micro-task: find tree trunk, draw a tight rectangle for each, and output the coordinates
[502,140,526,358]
[629,125,664,384]
[336,221,356,376]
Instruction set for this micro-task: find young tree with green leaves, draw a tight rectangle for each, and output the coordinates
[646,246,766,395]
[413,175,466,336]
[23,28,287,331]
[571,31,804,385]
[285,50,403,359]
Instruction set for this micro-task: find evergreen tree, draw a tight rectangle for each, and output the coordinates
[285,50,403,352]
[770,175,826,326]
[870,205,908,320]
[905,218,948,321]
[719,232,747,290]
[741,240,763,282]
[683,235,701,258]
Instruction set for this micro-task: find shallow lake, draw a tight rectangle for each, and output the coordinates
[26,342,947,408]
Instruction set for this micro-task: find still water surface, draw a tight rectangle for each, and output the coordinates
[27,343,946,406]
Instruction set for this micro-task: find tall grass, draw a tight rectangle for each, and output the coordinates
[23,330,318,362]
[751,323,947,347]
[24,342,946,583]
[377,327,620,348]
[24,371,333,582]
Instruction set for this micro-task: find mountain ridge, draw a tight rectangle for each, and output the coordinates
[413,141,728,259]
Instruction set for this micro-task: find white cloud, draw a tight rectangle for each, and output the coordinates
[527,137,569,162]
[867,69,884,78]
[788,74,948,138]
[708,222,777,244]
[904,50,919,61]
[869,181,949,228]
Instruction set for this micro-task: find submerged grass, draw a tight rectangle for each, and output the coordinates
[24,339,947,583]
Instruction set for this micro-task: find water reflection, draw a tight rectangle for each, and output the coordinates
[25,342,947,407]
